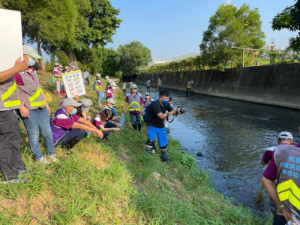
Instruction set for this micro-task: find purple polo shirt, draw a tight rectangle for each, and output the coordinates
[50,108,80,144]
[125,93,144,114]
[262,147,275,164]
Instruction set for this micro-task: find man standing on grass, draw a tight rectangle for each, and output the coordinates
[15,45,56,165]
[145,90,181,162]
[0,57,27,183]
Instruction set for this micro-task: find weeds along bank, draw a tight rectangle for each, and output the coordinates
[0,72,271,224]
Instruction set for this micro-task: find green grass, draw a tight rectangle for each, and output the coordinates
[0,72,272,224]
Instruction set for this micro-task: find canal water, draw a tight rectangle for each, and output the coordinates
[136,85,300,215]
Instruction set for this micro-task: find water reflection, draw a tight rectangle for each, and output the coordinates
[135,85,300,215]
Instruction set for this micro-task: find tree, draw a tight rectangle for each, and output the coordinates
[272,1,300,51]
[1,0,121,66]
[200,4,265,68]
[117,41,152,75]
[1,0,78,72]
[96,47,120,76]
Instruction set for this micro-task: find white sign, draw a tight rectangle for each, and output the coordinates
[0,9,23,71]
[62,70,86,98]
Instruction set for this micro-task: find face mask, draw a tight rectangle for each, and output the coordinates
[27,57,36,66]
[112,87,116,90]
[70,108,77,115]
[162,100,169,105]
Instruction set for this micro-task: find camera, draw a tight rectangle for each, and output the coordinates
[176,106,185,114]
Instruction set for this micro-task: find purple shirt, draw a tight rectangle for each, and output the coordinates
[125,93,144,114]
[262,147,275,164]
[263,144,296,181]
[14,72,36,86]
[92,113,104,127]
[50,108,80,144]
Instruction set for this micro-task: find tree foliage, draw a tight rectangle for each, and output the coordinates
[200,4,265,68]
[117,41,152,75]
[272,0,300,51]
[1,0,121,61]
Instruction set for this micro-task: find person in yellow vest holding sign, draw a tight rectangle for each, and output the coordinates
[0,57,27,183]
[14,45,56,165]
[124,84,144,131]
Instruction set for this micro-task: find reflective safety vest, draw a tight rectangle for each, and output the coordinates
[128,93,142,112]
[53,76,62,81]
[187,83,192,89]
[0,77,21,111]
[274,144,300,220]
[18,71,45,110]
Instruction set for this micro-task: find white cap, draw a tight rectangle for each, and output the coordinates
[62,98,82,108]
[23,45,42,59]
[278,131,293,140]
[107,98,116,105]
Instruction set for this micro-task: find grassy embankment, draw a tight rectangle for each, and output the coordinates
[0,72,272,224]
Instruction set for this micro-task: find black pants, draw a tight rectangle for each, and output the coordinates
[147,86,150,92]
[0,110,25,180]
[186,88,192,97]
[56,129,87,149]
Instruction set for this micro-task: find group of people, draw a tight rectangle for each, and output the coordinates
[261,131,300,224]
[3,45,297,224]
[1,43,179,183]
[52,63,79,96]
[0,45,125,183]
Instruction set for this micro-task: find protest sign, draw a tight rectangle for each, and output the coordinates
[0,9,23,71]
[62,70,86,98]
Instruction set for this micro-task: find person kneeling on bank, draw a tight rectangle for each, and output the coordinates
[50,98,103,151]
[93,109,120,139]
[145,90,181,162]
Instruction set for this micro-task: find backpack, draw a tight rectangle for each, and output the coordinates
[143,100,159,123]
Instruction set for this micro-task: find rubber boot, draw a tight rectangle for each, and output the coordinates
[138,124,142,132]
[132,124,137,130]
[161,149,169,162]
[146,144,153,154]
[152,146,156,154]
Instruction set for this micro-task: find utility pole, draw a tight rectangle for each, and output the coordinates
[232,47,262,67]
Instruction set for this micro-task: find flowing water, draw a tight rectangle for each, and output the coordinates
[136,85,300,215]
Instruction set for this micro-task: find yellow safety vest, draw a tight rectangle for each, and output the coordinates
[29,87,45,108]
[1,81,21,108]
[128,94,141,112]
[274,144,300,216]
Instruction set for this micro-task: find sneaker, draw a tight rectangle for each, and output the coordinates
[37,157,51,165]
[151,149,156,154]
[67,150,73,155]
[2,178,26,184]
[50,154,58,162]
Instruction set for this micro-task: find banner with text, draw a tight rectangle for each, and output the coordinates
[62,70,86,98]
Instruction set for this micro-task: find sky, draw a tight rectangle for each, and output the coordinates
[107,0,298,61]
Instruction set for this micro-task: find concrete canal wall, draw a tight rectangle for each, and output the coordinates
[135,64,300,109]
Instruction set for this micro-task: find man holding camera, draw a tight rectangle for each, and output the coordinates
[145,90,181,162]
